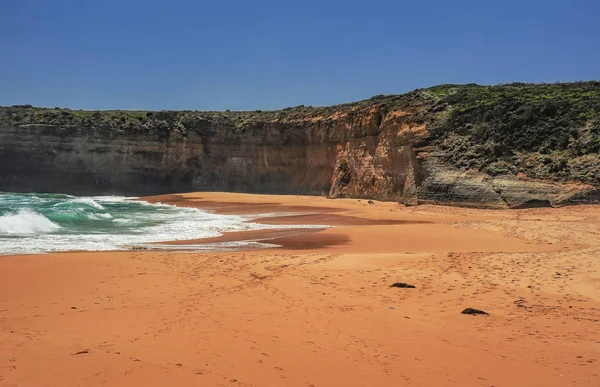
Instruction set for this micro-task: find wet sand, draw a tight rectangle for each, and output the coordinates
[1,192,599,386]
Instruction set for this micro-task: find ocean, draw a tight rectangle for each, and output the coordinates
[0,192,277,255]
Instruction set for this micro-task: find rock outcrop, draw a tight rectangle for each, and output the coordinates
[1,82,598,208]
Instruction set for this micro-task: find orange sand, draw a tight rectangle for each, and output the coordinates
[1,192,599,386]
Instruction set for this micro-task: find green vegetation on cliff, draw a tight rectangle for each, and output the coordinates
[422,82,599,186]
[1,81,598,187]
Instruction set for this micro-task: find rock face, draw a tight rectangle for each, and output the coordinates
[0,125,334,196]
[416,159,599,208]
[1,82,599,208]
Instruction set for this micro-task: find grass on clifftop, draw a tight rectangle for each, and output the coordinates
[423,82,600,186]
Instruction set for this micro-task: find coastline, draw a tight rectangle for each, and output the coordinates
[1,192,599,386]
[144,193,437,251]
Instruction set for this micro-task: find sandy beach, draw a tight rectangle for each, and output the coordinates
[1,192,600,386]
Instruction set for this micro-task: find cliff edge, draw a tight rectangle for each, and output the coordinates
[1,82,598,208]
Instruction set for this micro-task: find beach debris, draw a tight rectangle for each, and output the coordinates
[368,200,374,204]
[70,306,77,310]
[461,308,488,315]
[72,350,89,355]
[390,282,416,289]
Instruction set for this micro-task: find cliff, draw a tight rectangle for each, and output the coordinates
[1,82,599,208]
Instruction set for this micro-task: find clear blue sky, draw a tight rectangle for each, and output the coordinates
[1,0,598,111]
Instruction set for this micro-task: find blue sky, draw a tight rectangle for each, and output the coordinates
[1,0,598,110]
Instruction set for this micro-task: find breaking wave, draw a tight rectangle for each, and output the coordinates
[0,192,322,255]
[69,197,105,210]
[0,210,61,235]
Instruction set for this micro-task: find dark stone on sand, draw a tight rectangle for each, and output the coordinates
[390,282,416,288]
[368,200,374,204]
[461,308,488,315]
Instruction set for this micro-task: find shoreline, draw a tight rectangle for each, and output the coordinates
[144,193,435,252]
[1,192,599,386]
[142,192,572,254]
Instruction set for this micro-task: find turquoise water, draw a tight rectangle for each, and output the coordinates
[0,192,272,255]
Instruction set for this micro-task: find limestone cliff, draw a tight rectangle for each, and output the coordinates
[1,82,598,208]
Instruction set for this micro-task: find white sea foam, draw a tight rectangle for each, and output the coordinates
[70,198,105,210]
[150,241,280,251]
[112,218,133,224]
[0,210,61,235]
[87,213,113,220]
[0,194,329,255]
[91,196,139,203]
